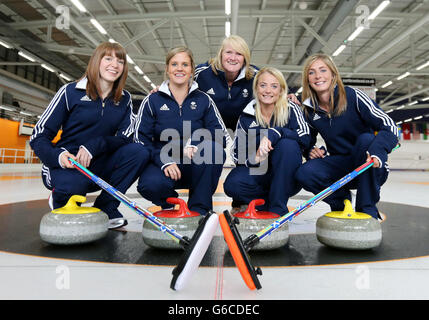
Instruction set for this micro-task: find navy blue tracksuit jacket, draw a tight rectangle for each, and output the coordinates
[224,99,310,216]
[30,77,149,218]
[195,62,258,131]
[134,80,227,215]
[295,86,400,218]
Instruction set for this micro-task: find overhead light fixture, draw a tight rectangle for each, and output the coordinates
[414,115,423,120]
[421,96,429,102]
[150,83,156,89]
[396,105,405,110]
[134,65,143,75]
[404,118,412,123]
[408,100,418,106]
[59,73,72,81]
[90,19,107,35]
[381,81,393,88]
[225,21,231,37]
[347,26,364,42]
[143,75,151,83]
[386,109,393,113]
[108,38,117,43]
[41,64,56,73]
[126,55,135,65]
[368,1,391,20]
[70,0,87,13]
[225,0,231,15]
[397,72,410,80]
[0,105,16,112]
[332,45,346,57]
[0,39,12,49]
[416,61,429,71]
[18,51,36,62]
[19,111,33,116]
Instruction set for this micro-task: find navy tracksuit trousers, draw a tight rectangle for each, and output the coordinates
[137,140,225,216]
[42,143,150,219]
[224,138,302,216]
[295,133,388,219]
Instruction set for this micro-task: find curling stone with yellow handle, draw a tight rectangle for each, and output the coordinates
[233,199,289,251]
[39,195,109,245]
[316,200,382,250]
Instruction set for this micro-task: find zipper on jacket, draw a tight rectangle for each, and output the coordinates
[101,100,106,116]
[228,86,231,100]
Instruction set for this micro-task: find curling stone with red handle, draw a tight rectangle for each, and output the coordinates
[233,199,289,251]
[142,197,201,249]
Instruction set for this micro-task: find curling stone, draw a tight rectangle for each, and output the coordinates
[142,197,200,250]
[39,195,109,245]
[233,199,289,251]
[316,200,382,250]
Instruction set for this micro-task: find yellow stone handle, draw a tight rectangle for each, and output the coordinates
[52,195,100,214]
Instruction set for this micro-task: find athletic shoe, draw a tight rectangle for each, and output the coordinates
[109,218,128,230]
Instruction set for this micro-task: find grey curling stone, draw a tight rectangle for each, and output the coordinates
[316,200,382,250]
[39,195,109,245]
[233,200,289,251]
[142,198,200,250]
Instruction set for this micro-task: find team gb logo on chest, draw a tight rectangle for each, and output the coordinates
[190,101,197,110]
[242,89,249,98]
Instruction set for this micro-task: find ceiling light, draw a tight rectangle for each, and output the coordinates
[19,111,33,116]
[396,105,405,110]
[126,55,135,65]
[408,100,418,106]
[59,73,72,81]
[150,83,156,89]
[414,116,423,120]
[90,19,107,35]
[332,45,346,57]
[381,81,393,88]
[347,26,364,41]
[368,1,390,20]
[225,21,231,37]
[416,61,429,70]
[41,64,55,73]
[404,118,412,123]
[396,72,410,80]
[70,0,87,13]
[421,96,429,102]
[134,65,143,75]
[18,51,36,62]
[225,0,231,15]
[143,75,151,83]
[0,39,12,49]
[0,105,16,112]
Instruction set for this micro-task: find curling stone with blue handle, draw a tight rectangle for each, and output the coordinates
[142,197,200,250]
[233,199,289,251]
[316,200,382,250]
[39,195,109,245]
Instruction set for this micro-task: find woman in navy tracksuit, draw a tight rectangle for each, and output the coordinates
[295,53,399,220]
[223,67,310,216]
[194,35,258,133]
[30,42,150,229]
[135,46,227,216]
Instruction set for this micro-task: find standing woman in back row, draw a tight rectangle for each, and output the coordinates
[295,53,399,220]
[30,41,150,229]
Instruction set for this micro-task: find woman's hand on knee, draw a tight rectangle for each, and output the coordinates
[164,163,181,181]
